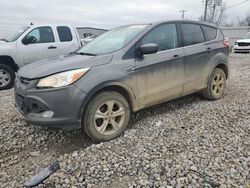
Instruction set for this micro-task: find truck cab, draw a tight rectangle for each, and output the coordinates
[0,24,82,90]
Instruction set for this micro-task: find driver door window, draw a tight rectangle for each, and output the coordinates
[141,24,178,51]
[24,27,55,44]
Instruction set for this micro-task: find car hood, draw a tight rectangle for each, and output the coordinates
[0,41,13,50]
[18,54,113,79]
[236,39,250,43]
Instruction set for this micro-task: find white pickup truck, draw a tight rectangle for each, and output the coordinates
[0,24,82,90]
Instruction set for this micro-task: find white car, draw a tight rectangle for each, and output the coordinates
[234,32,250,53]
[0,24,82,90]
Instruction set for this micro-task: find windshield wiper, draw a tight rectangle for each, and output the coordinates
[76,52,97,56]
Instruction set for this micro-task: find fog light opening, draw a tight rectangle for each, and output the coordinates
[29,111,54,118]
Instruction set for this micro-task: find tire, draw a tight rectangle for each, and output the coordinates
[82,91,131,142]
[202,68,226,100]
[0,64,15,90]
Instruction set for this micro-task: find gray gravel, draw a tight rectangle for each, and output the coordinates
[0,54,249,188]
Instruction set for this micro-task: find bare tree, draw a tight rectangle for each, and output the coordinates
[235,12,250,26]
[245,12,250,26]
[236,17,246,26]
[200,2,227,26]
[215,3,227,26]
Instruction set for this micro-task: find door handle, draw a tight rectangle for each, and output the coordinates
[207,47,212,53]
[124,67,136,73]
[172,54,180,61]
[48,46,57,49]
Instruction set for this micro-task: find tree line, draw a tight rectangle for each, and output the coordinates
[199,3,250,27]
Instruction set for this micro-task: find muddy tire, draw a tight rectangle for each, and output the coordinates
[82,91,131,142]
[202,68,226,100]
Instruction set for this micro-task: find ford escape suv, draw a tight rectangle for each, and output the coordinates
[15,20,229,141]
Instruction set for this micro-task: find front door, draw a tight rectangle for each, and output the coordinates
[135,23,184,108]
[17,26,60,65]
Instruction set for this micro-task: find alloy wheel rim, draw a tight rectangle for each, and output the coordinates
[0,69,11,87]
[94,100,125,136]
[212,73,225,96]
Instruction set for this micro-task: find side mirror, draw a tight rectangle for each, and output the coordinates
[137,43,158,57]
[22,36,37,45]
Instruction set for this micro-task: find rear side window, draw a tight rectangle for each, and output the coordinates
[141,23,178,51]
[203,25,217,41]
[181,23,205,46]
[57,26,73,42]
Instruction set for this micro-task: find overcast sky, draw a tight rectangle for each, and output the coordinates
[0,0,249,37]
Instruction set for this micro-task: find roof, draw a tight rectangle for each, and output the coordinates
[21,23,109,31]
[106,20,218,30]
[151,20,217,27]
[28,23,75,27]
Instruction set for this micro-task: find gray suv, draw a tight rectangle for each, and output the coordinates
[15,20,229,141]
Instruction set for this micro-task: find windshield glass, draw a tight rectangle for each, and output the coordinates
[77,24,147,55]
[5,26,30,42]
[244,32,250,39]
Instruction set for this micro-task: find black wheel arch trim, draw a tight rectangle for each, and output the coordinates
[205,61,228,88]
[77,81,138,121]
[0,55,19,72]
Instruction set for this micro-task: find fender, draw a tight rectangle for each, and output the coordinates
[204,51,229,87]
[76,81,138,121]
[0,42,20,70]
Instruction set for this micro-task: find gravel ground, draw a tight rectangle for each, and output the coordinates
[0,54,249,188]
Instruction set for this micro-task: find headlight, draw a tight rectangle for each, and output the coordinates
[37,68,90,88]
[235,42,238,45]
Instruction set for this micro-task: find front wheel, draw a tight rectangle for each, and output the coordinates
[202,68,226,100]
[0,64,15,90]
[82,91,131,142]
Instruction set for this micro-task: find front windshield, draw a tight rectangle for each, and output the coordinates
[244,32,250,39]
[77,24,147,55]
[5,26,30,42]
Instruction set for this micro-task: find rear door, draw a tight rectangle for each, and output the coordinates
[56,26,80,54]
[17,26,60,65]
[135,23,184,107]
[180,22,208,95]
[202,25,220,65]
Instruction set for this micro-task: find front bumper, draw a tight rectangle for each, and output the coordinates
[14,76,87,130]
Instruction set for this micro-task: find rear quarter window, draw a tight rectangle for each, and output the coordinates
[202,25,217,41]
[57,26,73,42]
[217,29,225,40]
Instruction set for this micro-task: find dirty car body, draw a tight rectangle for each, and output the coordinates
[15,20,229,139]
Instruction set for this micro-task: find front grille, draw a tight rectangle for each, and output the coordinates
[238,42,250,47]
[15,93,49,115]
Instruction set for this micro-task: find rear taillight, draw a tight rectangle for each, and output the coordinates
[223,40,230,48]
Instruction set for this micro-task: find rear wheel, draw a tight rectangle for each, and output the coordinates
[0,64,15,90]
[202,68,226,100]
[82,91,131,142]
